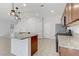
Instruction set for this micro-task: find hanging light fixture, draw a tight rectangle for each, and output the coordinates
[9,3,21,20]
[9,3,16,16]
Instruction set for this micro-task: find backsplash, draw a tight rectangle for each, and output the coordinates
[67,25,79,34]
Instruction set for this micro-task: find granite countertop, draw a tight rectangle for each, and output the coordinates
[58,33,79,50]
[11,32,38,39]
[56,32,72,36]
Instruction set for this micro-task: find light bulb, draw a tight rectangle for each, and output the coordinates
[10,10,16,16]
[15,17,18,19]
[12,12,15,15]
[8,12,11,15]
[23,4,27,7]
[50,10,54,13]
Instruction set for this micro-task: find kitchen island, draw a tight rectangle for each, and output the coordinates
[58,33,79,56]
[11,32,38,56]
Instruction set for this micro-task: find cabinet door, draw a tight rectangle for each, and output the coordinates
[71,3,79,21]
[59,47,79,56]
[31,35,38,56]
[64,3,72,24]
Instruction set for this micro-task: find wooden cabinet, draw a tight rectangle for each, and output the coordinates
[31,35,38,56]
[63,3,79,25]
[71,3,79,21]
[64,3,72,24]
[59,47,79,56]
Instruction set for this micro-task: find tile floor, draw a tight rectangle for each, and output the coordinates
[0,34,11,56]
[33,39,59,56]
[0,34,59,56]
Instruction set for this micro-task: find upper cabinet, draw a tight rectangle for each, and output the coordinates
[63,3,79,25]
[71,3,79,21]
[64,3,72,25]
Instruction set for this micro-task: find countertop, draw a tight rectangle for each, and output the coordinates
[58,33,79,50]
[55,32,72,52]
[56,33,72,36]
[11,32,38,39]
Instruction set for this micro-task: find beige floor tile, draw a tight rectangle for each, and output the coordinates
[33,39,59,56]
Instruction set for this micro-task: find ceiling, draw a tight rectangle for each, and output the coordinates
[0,3,66,21]
[14,3,66,18]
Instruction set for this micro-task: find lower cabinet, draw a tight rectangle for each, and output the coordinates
[59,47,79,56]
[31,35,38,56]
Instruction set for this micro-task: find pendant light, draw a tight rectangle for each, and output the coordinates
[9,3,21,20]
[9,3,16,16]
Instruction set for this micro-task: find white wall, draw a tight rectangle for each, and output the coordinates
[13,16,62,39]
[68,24,79,34]
[0,20,10,36]
[14,17,42,38]
[44,16,61,39]
[0,3,14,36]
[0,3,17,55]
[13,15,61,39]
[13,3,66,40]
[13,14,64,40]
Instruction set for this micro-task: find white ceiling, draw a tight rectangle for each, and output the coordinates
[14,3,66,18]
[0,3,66,21]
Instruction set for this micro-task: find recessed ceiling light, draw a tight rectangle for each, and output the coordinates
[23,4,27,7]
[50,10,54,13]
